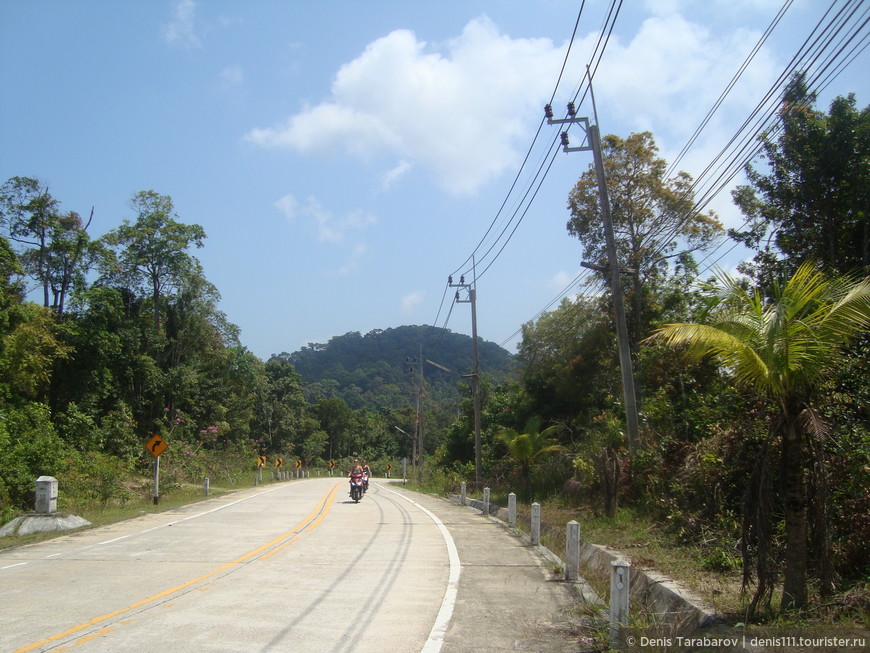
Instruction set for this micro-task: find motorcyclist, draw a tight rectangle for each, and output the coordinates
[349,459,363,497]
[361,460,371,492]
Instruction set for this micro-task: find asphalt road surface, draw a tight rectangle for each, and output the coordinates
[1,478,582,652]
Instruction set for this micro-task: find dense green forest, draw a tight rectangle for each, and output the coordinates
[1,76,867,618]
[273,325,514,410]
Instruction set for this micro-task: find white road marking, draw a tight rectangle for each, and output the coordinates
[39,485,285,559]
[380,484,462,653]
[1,561,29,570]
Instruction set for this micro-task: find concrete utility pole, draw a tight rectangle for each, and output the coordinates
[449,273,482,484]
[417,343,424,483]
[405,352,424,480]
[546,102,640,452]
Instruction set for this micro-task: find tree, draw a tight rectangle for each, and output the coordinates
[568,132,723,343]
[517,297,617,424]
[731,75,869,282]
[312,396,355,459]
[0,177,95,314]
[257,358,313,453]
[496,417,566,497]
[101,191,205,335]
[646,262,870,611]
[1,302,72,401]
[46,208,96,315]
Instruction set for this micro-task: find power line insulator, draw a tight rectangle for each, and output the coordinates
[561,132,570,147]
[567,102,576,117]
[544,104,553,119]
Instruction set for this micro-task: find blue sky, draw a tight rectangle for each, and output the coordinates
[2,1,867,360]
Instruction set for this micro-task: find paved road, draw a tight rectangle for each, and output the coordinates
[1,478,583,652]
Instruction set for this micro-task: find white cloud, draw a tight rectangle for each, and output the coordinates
[275,194,375,243]
[245,16,565,195]
[220,64,244,86]
[548,270,573,290]
[337,242,368,275]
[577,9,780,231]
[274,194,298,221]
[382,160,412,190]
[274,194,375,273]
[593,13,776,133]
[401,290,425,314]
[162,0,201,48]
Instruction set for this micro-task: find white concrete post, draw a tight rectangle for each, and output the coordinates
[35,476,58,514]
[460,482,466,506]
[566,520,580,580]
[609,560,631,649]
[531,502,541,545]
[508,493,516,527]
[483,487,490,515]
[203,477,209,496]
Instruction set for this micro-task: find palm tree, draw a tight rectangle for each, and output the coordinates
[647,262,870,611]
[497,417,566,498]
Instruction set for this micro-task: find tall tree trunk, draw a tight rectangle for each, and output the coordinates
[781,417,808,610]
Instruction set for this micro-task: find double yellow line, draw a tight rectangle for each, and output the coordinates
[17,482,341,653]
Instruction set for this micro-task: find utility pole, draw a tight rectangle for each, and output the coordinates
[449,272,482,485]
[417,343,424,483]
[546,102,639,452]
[406,347,425,482]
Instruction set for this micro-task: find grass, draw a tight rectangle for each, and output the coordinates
[538,503,745,616]
[0,479,257,552]
[453,486,869,634]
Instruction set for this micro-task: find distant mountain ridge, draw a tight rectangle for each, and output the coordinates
[271,325,514,411]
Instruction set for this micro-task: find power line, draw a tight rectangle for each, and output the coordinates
[501,0,869,347]
[449,0,623,285]
[642,0,869,276]
[448,1,589,280]
[497,268,596,348]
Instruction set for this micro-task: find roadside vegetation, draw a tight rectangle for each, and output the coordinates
[1,75,867,633]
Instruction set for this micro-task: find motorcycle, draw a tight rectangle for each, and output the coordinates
[349,473,365,502]
[362,470,369,493]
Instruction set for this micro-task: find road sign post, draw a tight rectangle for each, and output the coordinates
[153,455,159,505]
[145,435,168,505]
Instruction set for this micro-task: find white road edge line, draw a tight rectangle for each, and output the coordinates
[42,485,285,558]
[1,561,29,570]
[380,484,461,653]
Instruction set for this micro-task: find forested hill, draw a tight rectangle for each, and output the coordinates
[271,325,514,411]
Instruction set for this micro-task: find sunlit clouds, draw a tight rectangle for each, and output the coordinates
[246,17,564,196]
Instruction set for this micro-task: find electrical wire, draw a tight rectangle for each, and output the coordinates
[447,1,588,280]
[450,0,623,284]
[497,267,595,348]
[501,0,869,348]
[642,0,868,277]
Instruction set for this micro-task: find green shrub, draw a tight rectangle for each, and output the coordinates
[0,403,66,510]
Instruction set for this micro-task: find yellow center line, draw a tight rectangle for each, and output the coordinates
[260,483,338,560]
[16,482,341,653]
